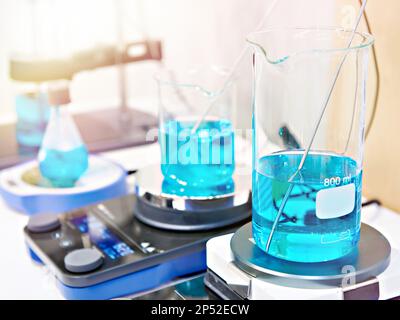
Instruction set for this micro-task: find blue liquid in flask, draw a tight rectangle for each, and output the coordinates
[252,152,362,263]
[160,119,235,192]
[39,145,88,188]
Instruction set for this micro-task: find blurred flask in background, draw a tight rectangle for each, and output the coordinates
[13,80,50,148]
[38,81,88,188]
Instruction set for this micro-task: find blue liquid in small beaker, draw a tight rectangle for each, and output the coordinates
[160,119,235,191]
[39,145,89,188]
[252,152,362,263]
[162,178,235,198]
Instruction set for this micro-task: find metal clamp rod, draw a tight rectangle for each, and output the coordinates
[9,40,163,82]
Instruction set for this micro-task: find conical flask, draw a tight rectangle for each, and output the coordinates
[38,82,88,188]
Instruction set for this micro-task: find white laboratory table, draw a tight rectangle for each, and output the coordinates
[0,142,399,300]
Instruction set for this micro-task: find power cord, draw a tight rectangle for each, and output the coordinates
[359,0,380,139]
[362,199,381,207]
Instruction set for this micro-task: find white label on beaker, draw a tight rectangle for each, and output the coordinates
[316,183,355,219]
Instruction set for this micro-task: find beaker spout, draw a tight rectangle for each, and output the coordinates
[247,35,289,65]
[247,27,374,65]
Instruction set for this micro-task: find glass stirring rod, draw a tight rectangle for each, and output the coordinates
[265,0,368,253]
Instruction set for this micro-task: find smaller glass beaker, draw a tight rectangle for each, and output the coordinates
[156,66,237,195]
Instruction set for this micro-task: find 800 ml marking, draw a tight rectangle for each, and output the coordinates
[324,175,351,187]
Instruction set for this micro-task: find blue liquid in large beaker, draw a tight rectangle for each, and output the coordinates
[39,145,89,188]
[252,152,362,263]
[160,119,235,191]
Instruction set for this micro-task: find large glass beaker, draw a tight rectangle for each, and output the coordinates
[249,27,374,262]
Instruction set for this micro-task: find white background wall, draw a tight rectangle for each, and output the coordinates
[0,0,357,128]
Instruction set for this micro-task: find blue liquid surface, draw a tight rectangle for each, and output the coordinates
[39,145,89,188]
[160,119,235,192]
[252,152,362,263]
